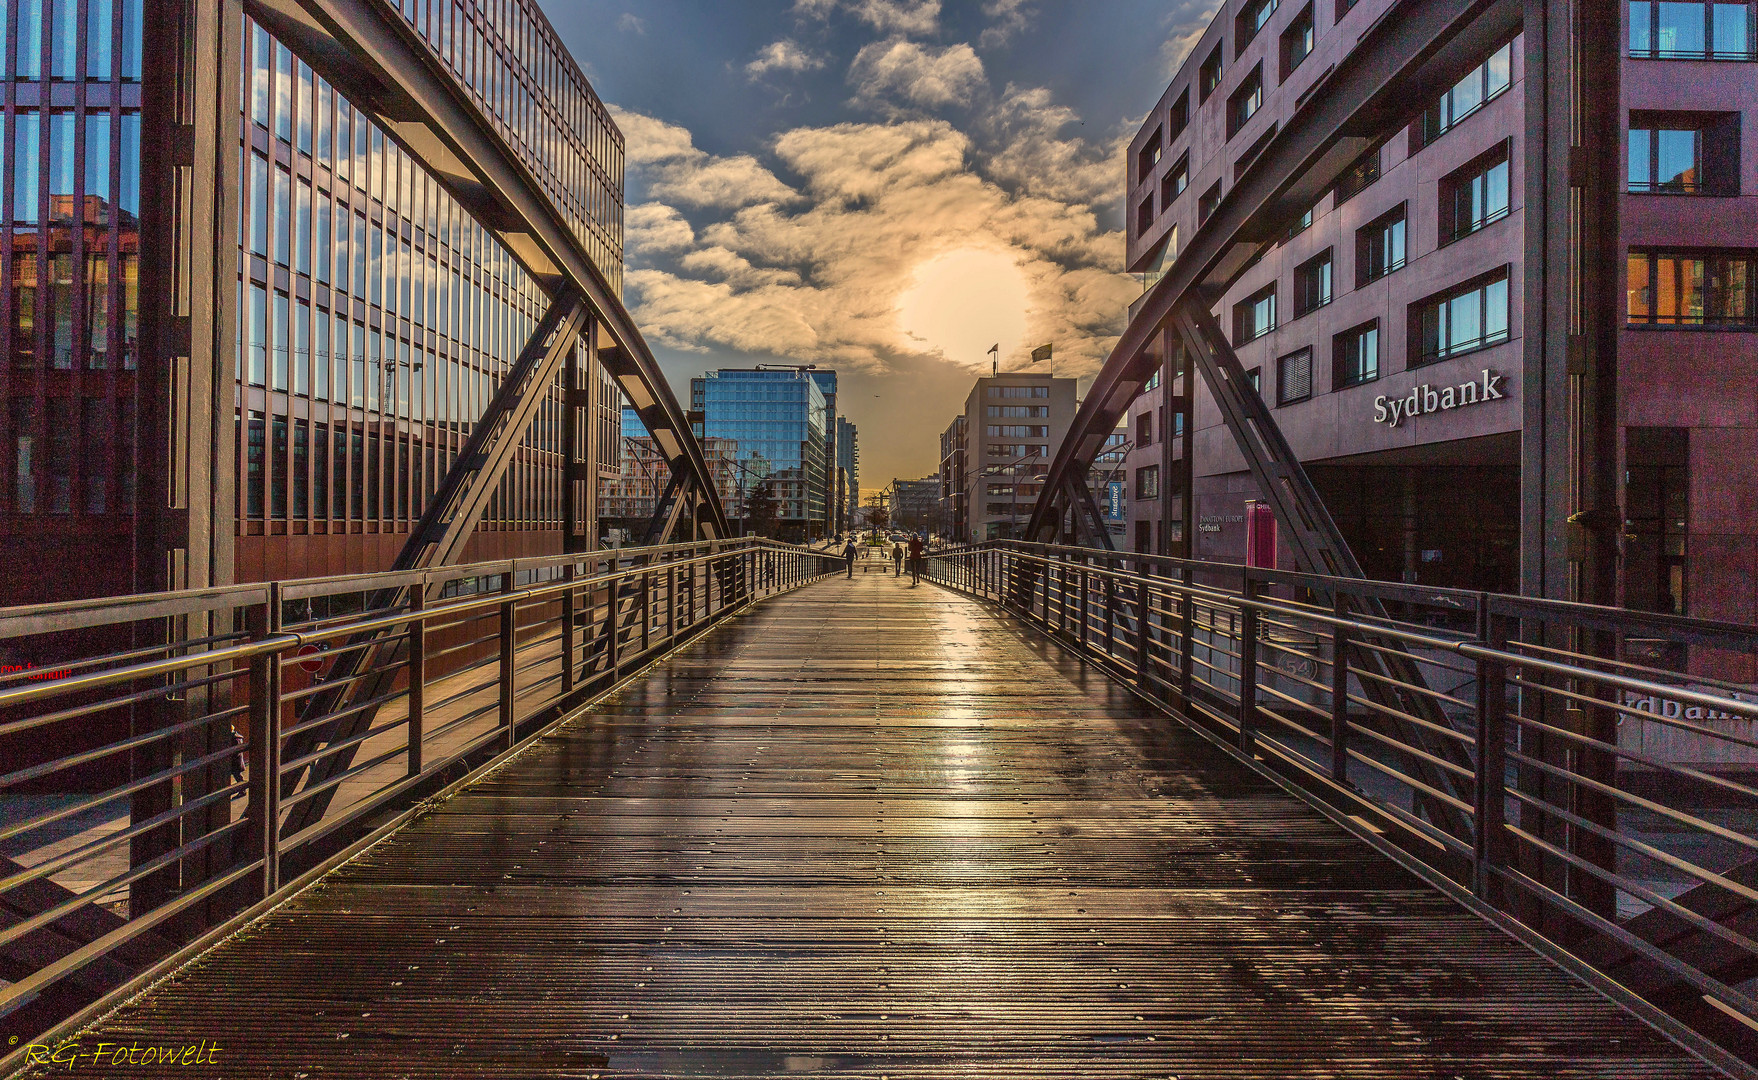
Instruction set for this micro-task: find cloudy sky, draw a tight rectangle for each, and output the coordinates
[538,0,1219,491]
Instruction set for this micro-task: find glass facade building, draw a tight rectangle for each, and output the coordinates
[1,0,147,603]
[692,369,827,539]
[0,0,625,605]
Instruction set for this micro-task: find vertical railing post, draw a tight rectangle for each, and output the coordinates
[1134,575,1152,692]
[640,560,653,651]
[559,563,576,699]
[667,562,678,642]
[1329,592,1348,786]
[1078,555,1090,652]
[499,570,517,751]
[1474,595,1508,902]
[607,565,622,675]
[1238,571,1260,755]
[408,582,425,777]
[247,582,284,897]
[1103,573,1116,658]
[1177,566,1195,709]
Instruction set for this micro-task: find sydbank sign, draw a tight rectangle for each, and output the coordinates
[1373,369,1507,428]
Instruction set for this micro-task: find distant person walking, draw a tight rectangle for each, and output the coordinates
[891,542,904,577]
[907,533,924,586]
[843,536,859,578]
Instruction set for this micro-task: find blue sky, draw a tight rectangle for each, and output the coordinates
[538,0,1219,489]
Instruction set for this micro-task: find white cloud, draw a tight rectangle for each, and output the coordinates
[979,0,1033,47]
[617,12,646,34]
[625,203,695,255]
[1158,0,1224,80]
[850,0,941,35]
[747,39,825,79]
[611,107,800,210]
[617,107,1136,380]
[848,39,986,111]
[983,84,1126,207]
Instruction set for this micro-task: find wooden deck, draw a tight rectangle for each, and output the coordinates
[19,574,1722,1077]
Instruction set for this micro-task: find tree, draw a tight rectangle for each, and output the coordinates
[863,492,889,534]
[745,479,779,537]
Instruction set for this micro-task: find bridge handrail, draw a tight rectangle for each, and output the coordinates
[0,538,841,1058]
[927,540,1758,1074]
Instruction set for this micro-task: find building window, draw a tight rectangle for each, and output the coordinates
[1629,0,1754,59]
[1163,154,1190,206]
[1238,0,1279,54]
[1356,204,1407,286]
[1169,88,1191,141]
[1409,268,1511,365]
[1409,42,1513,153]
[1137,194,1155,234]
[1332,145,1382,206]
[1627,250,1756,328]
[1281,6,1316,78]
[987,425,1049,437]
[1628,113,1739,194]
[1198,180,1223,224]
[1136,464,1160,500]
[1137,125,1163,185]
[1276,347,1313,405]
[1199,44,1224,103]
[1138,409,1154,447]
[1228,64,1264,138]
[1233,283,1277,344]
[1282,203,1316,244]
[986,405,1049,417]
[1622,427,1689,617]
[1294,249,1333,318]
[1333,320,1380,388]
[986,385,1050,398]
[1439,141,1512,244]
[1337,0,1360,17]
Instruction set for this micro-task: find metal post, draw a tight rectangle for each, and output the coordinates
[1134,577,1152,692]
[1078,557,1090,650]
[1329,593,1348,785]
[1475,598,1509,902]
[1104,574,1116,657]
[408,584,425,777]
[667,562,677,642]
[560,563,576,697]
[1178,569,1195,709]
[607,568,621,675]
[249,582,284,896]
[1238,572,1260,755]
[640,562,652,651]
[499,571,516,751]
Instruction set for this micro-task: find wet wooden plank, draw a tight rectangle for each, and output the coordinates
[16,576,1722,1078]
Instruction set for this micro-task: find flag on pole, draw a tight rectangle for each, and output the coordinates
[987,343,999,376]
[1030,343,1053,363]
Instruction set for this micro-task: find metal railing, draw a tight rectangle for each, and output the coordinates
[928,540,1758,1076]
[0,539,838,1052]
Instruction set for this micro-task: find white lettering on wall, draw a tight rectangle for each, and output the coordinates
[1373,369,1506,428]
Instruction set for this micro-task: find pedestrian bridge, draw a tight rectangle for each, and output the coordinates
[2,542,1756,1077]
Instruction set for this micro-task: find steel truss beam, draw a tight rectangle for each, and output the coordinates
[248,0,727,541]
[1026,0,1518,542]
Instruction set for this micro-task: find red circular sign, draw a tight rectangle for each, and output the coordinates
[296,644,324,674]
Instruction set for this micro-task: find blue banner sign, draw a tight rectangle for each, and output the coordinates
[1105,481,1125,521]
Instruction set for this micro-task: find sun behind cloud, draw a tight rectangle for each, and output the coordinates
[896,247,1029,368]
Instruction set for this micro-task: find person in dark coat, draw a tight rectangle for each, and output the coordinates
[891,542,904,576]
[843,536,859,578]
[907,533,924,585]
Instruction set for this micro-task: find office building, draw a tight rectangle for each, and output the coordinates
[940,374,1077,542]
[836,416,859,533]
[1129,0,1757,628]
[692,368,828,541]
[939,415,968,543]
[0,1,625,607]
[890,476,940,535]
